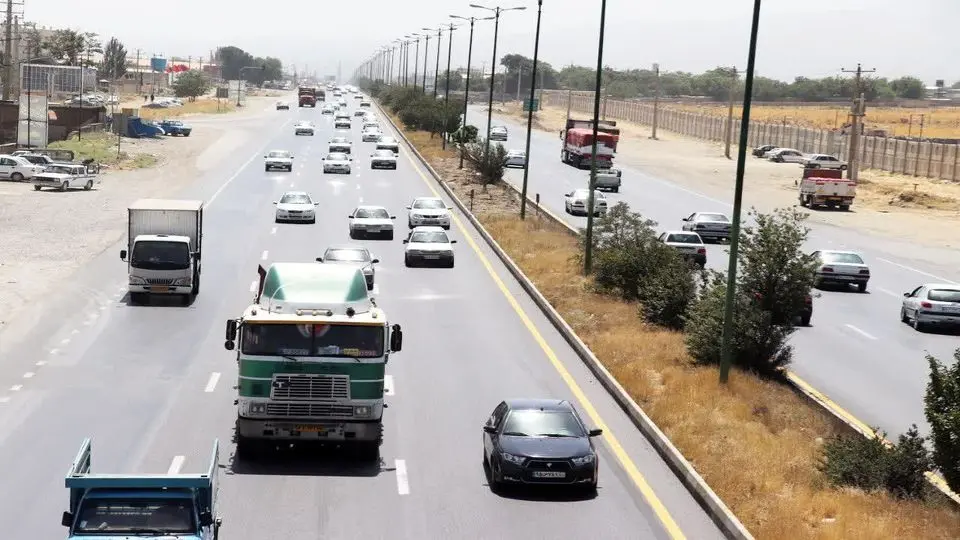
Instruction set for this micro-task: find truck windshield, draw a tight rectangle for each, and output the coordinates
[241,323,385,357]
[73,498,196,534]
[130,240,191,270]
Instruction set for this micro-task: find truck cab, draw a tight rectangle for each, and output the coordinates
[62,438,222,539]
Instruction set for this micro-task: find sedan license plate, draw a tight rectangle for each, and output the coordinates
[424,255,440,260]
[532,471,566,478]
[367,227,380,232]
[941,305,960,314]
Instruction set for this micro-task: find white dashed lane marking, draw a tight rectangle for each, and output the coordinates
[844,324,877,340]
[167,455,185,474]
[395,459,410,495]
[204,373,221,393]
[384,375,394,396]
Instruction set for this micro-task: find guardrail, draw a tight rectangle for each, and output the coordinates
[375,100,755,540]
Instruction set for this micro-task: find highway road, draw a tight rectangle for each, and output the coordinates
[468,104,960,441]
[0,95,725,538]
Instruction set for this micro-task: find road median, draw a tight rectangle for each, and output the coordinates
[376,100,960,540]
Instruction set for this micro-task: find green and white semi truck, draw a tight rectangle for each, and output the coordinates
[224,262,402,460]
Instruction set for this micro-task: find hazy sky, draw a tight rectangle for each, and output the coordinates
[26,0,959,84]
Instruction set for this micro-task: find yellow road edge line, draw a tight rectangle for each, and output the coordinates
[396,134,687,540]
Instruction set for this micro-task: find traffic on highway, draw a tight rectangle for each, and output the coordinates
[0,85,726,539]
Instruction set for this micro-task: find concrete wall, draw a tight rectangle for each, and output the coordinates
[540,90,960,181]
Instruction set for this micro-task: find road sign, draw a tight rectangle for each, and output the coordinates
[522,98,540,112]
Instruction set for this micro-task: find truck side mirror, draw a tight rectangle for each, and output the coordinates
[119,249,127,261]
[193,251,200,261]
[61,511,73,527]
[371,258,380,264]
[390,324,403,352]
[199,510,214,527]
[225,319,237,342]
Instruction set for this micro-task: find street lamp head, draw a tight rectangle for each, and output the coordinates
[507,6,527,10]
[469,4,491,10]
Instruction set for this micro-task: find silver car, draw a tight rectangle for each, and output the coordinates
[564,189,607,216]
[294,121,314,135]
[376,136,400,153]
[902,284,960,332]
[403,226,457,268]
[504,150,526,168]
[370,149,398,170]
[322,152,352,174]
[658,231,706,266]
[329,137,352,154]
[681,212,731,242]
[593,169,621,192]
[317,245,379,290]
[264,149,293,171]
[274,191,318,223]
[489,126,508,141]
[811,250,870,292]
[362,128,383,142]
[349,205,396,239]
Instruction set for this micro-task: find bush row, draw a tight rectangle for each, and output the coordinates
[357,77,960,500]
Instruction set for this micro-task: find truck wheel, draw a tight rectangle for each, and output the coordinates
[839,204,850,211]
[129,292,147,304]
[357,443,380,462]
[235,436,260,460]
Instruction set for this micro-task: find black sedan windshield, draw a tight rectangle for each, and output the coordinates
[501,410,585,437]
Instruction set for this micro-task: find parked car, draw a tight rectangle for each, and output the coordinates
[157,119,192,136]
[802,154,848,170]
[767,148,804,163]
[753,144,777,157]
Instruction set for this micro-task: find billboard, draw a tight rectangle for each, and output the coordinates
[150,57,168,72]
[17,91,48,147]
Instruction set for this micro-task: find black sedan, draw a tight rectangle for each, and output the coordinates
[482,398,601,492]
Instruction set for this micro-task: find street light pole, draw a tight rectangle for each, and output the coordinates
[412,36,421,90]
[583,0,608,275]
[470,4,526,158]
[451,14,492,169]
[442,23,457,150]
[421,33,430,92]
[519,0,543,220]
[719,0,763,384]
[433,27,443,98]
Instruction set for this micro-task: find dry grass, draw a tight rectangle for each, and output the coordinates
[390,114,960,539]
[664,103,960,139]
[49,132,158,170]
[138,99,236,120]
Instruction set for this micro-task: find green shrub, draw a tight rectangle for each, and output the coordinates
[459,141,507,186]
[924,350,960,493]
[819,425,932,500]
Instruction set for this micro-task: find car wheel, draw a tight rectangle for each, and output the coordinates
[265,165,270,171]
[447,259,455,268]
[10,172,23,182]
[611,186,619,193]
[800,313,811,326]
[912,314,926,332]
[900,307,909,323]
[385,231,394,240]
[407,220,414,229]
[857,282,866,293]
[404,255,413,267]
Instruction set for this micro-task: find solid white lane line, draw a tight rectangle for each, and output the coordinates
[249,280,258,293]
[204,372,221,393]
[22,372,34,379]
[395,459,410,495]
[845,324,877,340]
[876,287,900,298]
[10,385,22,392]
[384,375,394,396]
[261,250,269,260]
[167,455,185,474]
[876,257,956,284]
[35,360,46,367]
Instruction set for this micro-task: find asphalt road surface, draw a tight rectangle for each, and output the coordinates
[0,96,725,539]
[469,105,960,441]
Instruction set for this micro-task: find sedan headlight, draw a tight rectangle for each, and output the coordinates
[571,453,596,466]
[502,452,526,465]
[354,405,372,418]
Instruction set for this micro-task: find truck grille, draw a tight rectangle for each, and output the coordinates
[271,374,350,400]
[265,402,353,418]
[145,278,175,285]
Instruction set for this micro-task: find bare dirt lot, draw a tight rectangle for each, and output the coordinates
[492,102,960,254]
[0,96,275,328]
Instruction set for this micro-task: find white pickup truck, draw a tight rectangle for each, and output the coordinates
[798,167,855,210]
[593,167,622,192]
[31,163,100,191]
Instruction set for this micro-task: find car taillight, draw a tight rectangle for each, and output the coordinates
[805,296,812,304]
[697,248,706,254]
[821,266,834,272]
[920,301,932,308]
[859,269,870,275]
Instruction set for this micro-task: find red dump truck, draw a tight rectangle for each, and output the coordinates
[298,86,318,107]
[560,118,621,169]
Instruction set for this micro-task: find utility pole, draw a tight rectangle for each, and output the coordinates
[565,88,572,122]
[2,0,23,101]
[135,49,142,94]
[841,63,875,182]
[724,66,739,159]
[650,63,661,140]
[515,65,522,101]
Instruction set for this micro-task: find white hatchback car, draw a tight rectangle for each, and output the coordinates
[406,197,451,229]
[274,191,318,223]
[901,284,960,332]
[403,226,457,268]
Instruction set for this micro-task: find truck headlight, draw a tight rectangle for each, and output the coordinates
[171,278,188,286]
[249,402,266,415]
[129,276,147,285]
[354,405,372,418]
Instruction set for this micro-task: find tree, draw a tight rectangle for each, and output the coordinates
[81,33,101,67]
[249,56,283,85]
[578,202,697,329]
[925,350,960,493]
[215,45,255,80]
[460,141,507,188]
[172,70,211,100]
[43,29,86,65]
[439,70,463,92]
[889,76,926,99]
[23,27,45,60]
[499,53,559,93]
[100,37,127,79]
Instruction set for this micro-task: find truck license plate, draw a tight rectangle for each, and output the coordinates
[150,286,170,292]
[294,425,329,433]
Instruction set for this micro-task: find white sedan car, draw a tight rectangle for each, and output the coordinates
[294,121,314,135]
[264,150,293,171]
[811,250,870,292]
[406,196,451,229]
[564,189,607,216]
[376,136,400,153]
[767,148,803,163]
[349,205,397,239]
[505,149,526,168]
[328,137,352,154]
[403,226,457,268]
[362,128,383,142]
[274,191,318,223]
[902,283,960,332]
[322,152,352,174]
[370,149,398,170]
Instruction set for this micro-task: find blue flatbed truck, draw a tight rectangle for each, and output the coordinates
[61,438,222,539]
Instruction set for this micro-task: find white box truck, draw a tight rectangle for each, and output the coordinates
[120,199,203,305]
